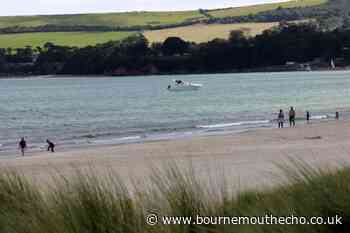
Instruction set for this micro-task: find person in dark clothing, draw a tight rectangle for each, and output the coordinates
[306,111,311,124]
[278,109,285,128]
[46,139,55,153]
[19,138,27,156]
[335,111,339,120]
[289,107,296,127]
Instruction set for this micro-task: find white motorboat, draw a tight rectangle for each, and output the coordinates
[167,80,203,92]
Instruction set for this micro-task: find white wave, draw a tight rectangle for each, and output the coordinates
[197,120,270,129]
[92,136,142,145]
[310,115,328,120]
[118,136,142,141]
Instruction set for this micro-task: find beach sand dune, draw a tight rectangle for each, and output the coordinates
[0,120,349,190]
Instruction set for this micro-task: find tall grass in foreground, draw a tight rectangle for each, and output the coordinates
[0,161,349,233]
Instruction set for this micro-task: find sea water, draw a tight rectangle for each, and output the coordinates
[1,71,350,153]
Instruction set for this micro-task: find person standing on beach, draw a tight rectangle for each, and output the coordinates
[289,107,296,127]
[335,111,339,120]
[306,111,311,124]
[19,137,27,156]
[46,139,55,153]
[278,109,285,128]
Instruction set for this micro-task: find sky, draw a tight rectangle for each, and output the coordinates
[0,0,289,16]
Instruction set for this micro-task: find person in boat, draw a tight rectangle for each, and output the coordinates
[289,107,296,127]
[278,109,285,128]
[19,137,27,156]
[175,80,183,85]
[46,139,55,153]
[306,111,311,124]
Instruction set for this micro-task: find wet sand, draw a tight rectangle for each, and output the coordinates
[0,119,349,190]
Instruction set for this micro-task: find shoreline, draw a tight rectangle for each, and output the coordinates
[0,116,337,156]
[1,118,349,190]
[0,68,349,79]
[0,112,336,157]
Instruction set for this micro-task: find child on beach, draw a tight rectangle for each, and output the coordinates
[19,138,27,156]
[46,139,55,153]
[278,109,285,128]
[289,107,296,127]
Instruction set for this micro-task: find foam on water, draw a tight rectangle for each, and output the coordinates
[310,115,329,120]
[92,136,143,145]
[197,120,270,129]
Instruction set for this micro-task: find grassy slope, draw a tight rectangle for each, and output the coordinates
[0,22,279,48]
[144,22,281,43]
[0,31,135,48]
[0,1,329,28]
[209,0,328,18]
[144,20,310,43]
[0,161,348,233]
[0,0,329,48]
[0,19,310,48]
[0,11,204,28]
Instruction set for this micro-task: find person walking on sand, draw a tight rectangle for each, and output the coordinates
[306,111,311,124]
[19,137,27,156]
[46,139,55,153]
[289,107,296,127]
[278,109,285,128]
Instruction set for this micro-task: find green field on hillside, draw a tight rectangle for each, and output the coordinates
[208,0,328,18]
[0,0,329,48]
[0,31,135,48]
[0,22,280,48]
[0,11,204,28]
[0,0,328,29]
[0,19,311,48]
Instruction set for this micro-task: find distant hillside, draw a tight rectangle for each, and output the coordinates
[0,0,345,48]
[0,11,204,29]
[0,0,328,30]
[207,0,327,18]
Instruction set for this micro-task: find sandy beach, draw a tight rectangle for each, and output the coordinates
[0,119,350,190]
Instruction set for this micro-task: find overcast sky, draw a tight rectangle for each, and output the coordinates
[0,0,289,16]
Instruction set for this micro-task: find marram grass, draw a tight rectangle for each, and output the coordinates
[0,160,348,233]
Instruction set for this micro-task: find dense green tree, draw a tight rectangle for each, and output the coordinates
[120,34,149,56]
[162,37,189,56]
[150,42,163,56]
[0,49,6,71]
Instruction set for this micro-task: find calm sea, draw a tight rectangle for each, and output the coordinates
[1,71,350,153]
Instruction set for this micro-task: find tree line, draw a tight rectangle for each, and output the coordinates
[0,21,199,34]
[1,22,350,76]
